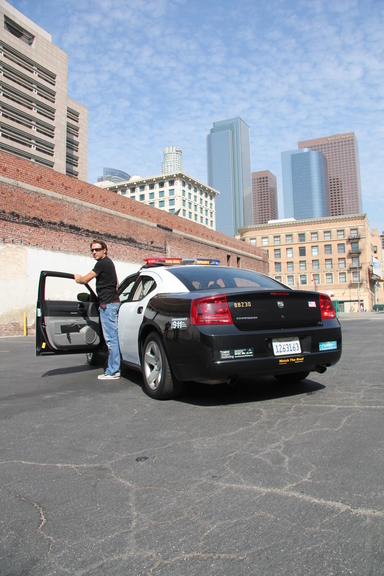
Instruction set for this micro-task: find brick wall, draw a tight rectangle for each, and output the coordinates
[0,151,267,335]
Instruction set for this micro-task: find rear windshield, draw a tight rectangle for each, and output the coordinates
[168,266,288,292]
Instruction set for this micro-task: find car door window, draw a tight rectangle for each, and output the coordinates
[119,276,138,303]
[131,276,156,301]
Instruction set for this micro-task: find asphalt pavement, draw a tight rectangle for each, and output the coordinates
[0,315,383,575]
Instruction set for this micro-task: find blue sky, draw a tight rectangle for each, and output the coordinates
[8,0,384,232]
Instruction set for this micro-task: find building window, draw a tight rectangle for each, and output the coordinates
[149,183,155,190]
[286,248,293,258]
[337,229,344,239]
[275,262,282,272]
[352,270,360,282]
[159,182,164,188]
[169,198,175,206]
[324,244,332,254]
[287,275,294,286]
[274,236,280,245]
[170,209,175,214]
[182,181,186,187]
[250,238,256,245]
[299,247,306,256]
[352,257,360,267]
[298,233,305,242]
[200,216,203,223]
[312,273,320,286]
[168,179,174,186]
[286,234,293,244]
[339,272,347,283]
[338,243,345,254]
[274,249,281,259]
[262,237,268,246]
[130,187,135,193]
[325,259,333,269]
[159,190,165,198]
[324,231,331,240]
[120,189,126,196]
[139,185,145,192]
[311,232,318,241]
[312,246,319,256]
[287,261,294,272]
[189,212,192,218]
[149,192,154,199]
[169,188,175,196]
[130,196,135,201]
[350,228,358,238]
[149,201,155,206]
[139,194,145,201]
[300,274,307,285]
[194,214,197,221]
[182,189,186,197]
[312,259,320,270]
[188,184,192,190]
[159,200,165,207]
[299,261,306,271]
[338,258,346,268]
[351,241,359,252]
[325,273,333,283]
[182,209,186,216]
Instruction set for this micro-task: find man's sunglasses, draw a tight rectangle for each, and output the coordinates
[91,247,103,253]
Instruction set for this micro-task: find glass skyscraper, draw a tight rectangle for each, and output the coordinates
[207,117,252,236]
[281,148,330,220]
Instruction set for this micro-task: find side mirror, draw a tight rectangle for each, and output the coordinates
[77,292,90,302]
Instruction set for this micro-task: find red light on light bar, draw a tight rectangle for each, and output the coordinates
[144,257,182,265]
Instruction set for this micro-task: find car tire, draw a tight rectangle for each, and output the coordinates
[274,371,310,384]
[142,332,183,400]
[86,348,107,366]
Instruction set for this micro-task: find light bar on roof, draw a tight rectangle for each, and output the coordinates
[143,257,220,266]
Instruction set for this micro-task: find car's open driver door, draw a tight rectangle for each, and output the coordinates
[36,271,102,356]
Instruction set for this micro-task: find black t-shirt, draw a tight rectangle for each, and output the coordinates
[93,256,118,304]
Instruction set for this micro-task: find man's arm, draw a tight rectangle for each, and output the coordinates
[74,271,97,284]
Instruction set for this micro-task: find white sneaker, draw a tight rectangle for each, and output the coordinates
[98,372,121,380]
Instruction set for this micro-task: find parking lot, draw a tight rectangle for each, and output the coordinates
[1,314,384,575]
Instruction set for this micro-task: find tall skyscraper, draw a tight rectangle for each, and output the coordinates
[0,0,88,179]
[162,146,183,174]
[282,148,330,220]
[207,117,252,236]
[97,168,130,183]
[298,132,362,216]
[252,170,278,224]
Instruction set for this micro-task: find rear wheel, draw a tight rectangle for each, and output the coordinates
[142,332,183,399]
[274,371,310,384]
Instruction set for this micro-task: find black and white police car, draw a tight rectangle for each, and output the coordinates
[36,257,342,399]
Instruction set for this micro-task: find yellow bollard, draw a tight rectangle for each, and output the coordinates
[23,312,27,336]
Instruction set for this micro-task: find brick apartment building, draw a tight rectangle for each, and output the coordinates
[239,214,384,312]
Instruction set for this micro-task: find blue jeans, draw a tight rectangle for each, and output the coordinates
[99,302,120,375]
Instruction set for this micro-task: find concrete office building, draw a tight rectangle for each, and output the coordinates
[281,148,330,220]
[239,214,384,312]
[298,132,362,217]
[0,0,88,179]
[97,172,219,231]
[252,170,278,225]
[97,167,130,184]
[162,146,183,174]
[207,117,252,236]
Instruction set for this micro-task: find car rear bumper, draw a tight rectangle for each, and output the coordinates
[164,321,342,384]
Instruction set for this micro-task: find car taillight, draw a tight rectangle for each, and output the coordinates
[319,293,336,319]
[191,295,233,325]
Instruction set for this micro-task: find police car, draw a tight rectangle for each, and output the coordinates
[36,258,342,399]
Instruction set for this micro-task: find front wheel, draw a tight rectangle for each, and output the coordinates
[274,371,310,384]
[142,333,183,399]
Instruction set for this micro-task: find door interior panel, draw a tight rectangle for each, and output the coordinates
[44,301,101,351]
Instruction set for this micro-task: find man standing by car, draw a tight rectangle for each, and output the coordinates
[74,240,121,380]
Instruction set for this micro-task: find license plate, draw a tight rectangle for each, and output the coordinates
[272,337,301,356]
